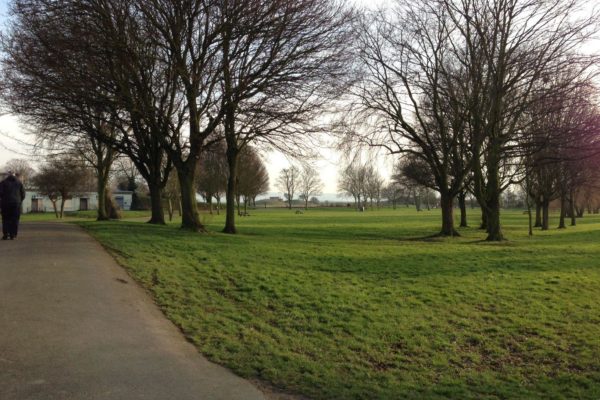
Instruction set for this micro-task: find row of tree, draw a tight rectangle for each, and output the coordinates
[3,144,271,219]
[2,0,599,240]
[1,0,352,234]
[341,0,600,240]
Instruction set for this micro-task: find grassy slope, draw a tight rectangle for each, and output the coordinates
[79,208,600,399]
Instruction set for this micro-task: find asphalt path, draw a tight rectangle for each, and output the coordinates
[0,222,266,400]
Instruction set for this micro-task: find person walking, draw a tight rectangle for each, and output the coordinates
[0,171,26,240]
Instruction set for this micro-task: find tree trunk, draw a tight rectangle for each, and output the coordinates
[60,198,66,219]
[177,165,204,231]
[96,171,110,221]
[480,209,488,230]
[558,193,567,229]
[414,192,421,211]
[534,202,542,228]
[541,200,550,231]
[570,191,576,226]
[148,183,166,225]
[104,188,121,219]
[484,153,504,241]
[223,147,238,234]
[440,192,459,236]
[51,200,59,219]
[167,197,174,221]
[527,198,533,237]
[485,202,504,241]
[458,191,468,227]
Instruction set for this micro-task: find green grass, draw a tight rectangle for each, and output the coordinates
[77,208,600,399]
[21,210,152,222]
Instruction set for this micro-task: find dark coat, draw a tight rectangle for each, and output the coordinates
[0,175,26,207]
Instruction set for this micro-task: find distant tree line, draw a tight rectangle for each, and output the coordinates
[337,161,385,210]
[276,164,324,210]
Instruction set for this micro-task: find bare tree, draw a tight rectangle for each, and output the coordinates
[72,135,119,221]
[554,95,600,229]
[348,0,598,239]
[383,181,405,209]
[1,0,171,224]
[277,166,301,209]
[31,156,87,218]
[523,78,600,230]
[394,156,436,211]
[441,0,599,240]
[337,161,368,210]
[0,0,118,221]
[236,147,270,215]
[4,0,353,233]
[196,143,228,216]
[298,165,324,210]
[347,3,473,235]
[216,0,354,233]
[2,159,35,185]
[364,165,384,209]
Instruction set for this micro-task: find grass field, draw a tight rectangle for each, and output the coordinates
[21,210,152,222]
[76,207,600,399]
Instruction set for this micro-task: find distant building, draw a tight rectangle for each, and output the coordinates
[23,190,133,214]
[269,196,283,201]
[0,171,133,213]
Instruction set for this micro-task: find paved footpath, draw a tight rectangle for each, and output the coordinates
[0,222,266,400]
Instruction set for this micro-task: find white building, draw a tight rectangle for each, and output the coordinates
[0,172,133,214]
[23,190,133,214]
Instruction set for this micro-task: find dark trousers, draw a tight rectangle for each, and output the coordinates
[1,203,21,238]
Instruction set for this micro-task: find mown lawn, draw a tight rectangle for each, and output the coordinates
[21,209,153,222]
[78,207,600,399]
